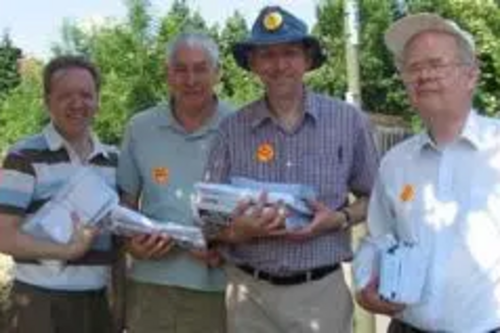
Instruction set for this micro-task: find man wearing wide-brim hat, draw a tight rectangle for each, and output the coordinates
[204,5,379,333]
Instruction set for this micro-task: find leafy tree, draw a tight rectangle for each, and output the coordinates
[52,20,91,56]
[51,0,167,143]
[49,0,218,143]
[309,1,347,98]
[2,0,499,150]
[0,58,45,153]
[217,11,261,107]
[0,32,22,99]
[157,0,209,47]
[312,0,410,117]
[314,0,500,117]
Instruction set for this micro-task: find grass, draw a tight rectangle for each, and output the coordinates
[0,254,13,331]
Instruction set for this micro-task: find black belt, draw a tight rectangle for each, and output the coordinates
[392,319,500,333]
[237,263,340,286]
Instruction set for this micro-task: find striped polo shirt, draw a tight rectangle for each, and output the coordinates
[204,90,379,275]
[0,123,118,290]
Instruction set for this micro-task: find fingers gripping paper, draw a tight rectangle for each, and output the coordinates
[23,167,205,249]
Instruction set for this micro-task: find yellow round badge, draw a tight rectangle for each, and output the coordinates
[256,143,275,163]
[152,167,169,185]
[263,12,283,31]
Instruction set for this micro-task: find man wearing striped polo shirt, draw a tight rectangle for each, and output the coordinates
[0,55,118,333]
[204,6,379,333]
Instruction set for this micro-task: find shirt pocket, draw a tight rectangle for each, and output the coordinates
[299,153,345,199]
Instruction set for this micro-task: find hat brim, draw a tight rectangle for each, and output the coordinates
[385,13,475,60]
[232,36,326,71]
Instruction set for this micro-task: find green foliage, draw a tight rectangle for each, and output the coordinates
[0,33,22,100]
[217,11,261,107]
[157,0,209,46]
[1,0,500,150]
[314,0,500,118]
[312,0,411,116]
[51,0,167,143]
[309,1,346,97]
[0,60,45,153]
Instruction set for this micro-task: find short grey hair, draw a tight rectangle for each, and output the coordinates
[454,33,476,65]
[166,32,220,69]
[397,30,477,71]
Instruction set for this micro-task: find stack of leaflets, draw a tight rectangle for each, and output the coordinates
[378,241,428,304]
[23,167,118,244]
[109,206,206,249]
[23,167,206,249]
[353,234,397,291]
[194,177,317,235]
[353,234,428,304]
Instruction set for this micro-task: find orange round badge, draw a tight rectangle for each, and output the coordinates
[152,167,169,184]
[399,184,415,202]
[256,143,274,163]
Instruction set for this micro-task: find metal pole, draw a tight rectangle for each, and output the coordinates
[394,0,408,20]
[344,0,361,107]
[344,1,376,332]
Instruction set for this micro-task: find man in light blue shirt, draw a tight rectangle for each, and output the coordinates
[357,13,500,332]
[117,32,231,333]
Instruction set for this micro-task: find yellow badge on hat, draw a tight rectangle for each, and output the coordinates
[263,11,283,31]
[256,142,275,163]
[152,167,170,185]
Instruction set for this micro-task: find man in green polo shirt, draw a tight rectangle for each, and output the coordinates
[117,32,232,333]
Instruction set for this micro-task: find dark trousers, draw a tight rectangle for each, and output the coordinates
[6,280,113,333]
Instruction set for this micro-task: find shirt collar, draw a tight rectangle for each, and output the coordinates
[415,109,482,152]
[459,110,482,148]
[43,122,109,158]
[157,97,227,136]
[250,89,319,129]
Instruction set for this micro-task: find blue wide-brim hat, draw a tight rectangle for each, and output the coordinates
[232,6,326,71]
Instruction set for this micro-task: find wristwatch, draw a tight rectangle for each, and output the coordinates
[339,208,352,230]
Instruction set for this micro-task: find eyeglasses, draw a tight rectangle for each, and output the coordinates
[400,60,470,83]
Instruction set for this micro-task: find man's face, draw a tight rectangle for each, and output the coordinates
[46,67,98,141]
[401,31,477,122]
[167,44,218,111]
[249,42,311,99]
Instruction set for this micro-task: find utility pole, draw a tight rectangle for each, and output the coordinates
[344,0,361,107]
[344,1,376,332]
[393,0,408,20]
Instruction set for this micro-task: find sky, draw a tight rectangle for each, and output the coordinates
[0,0,318,59]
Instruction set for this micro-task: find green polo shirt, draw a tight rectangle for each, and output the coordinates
[117,100,232,291]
